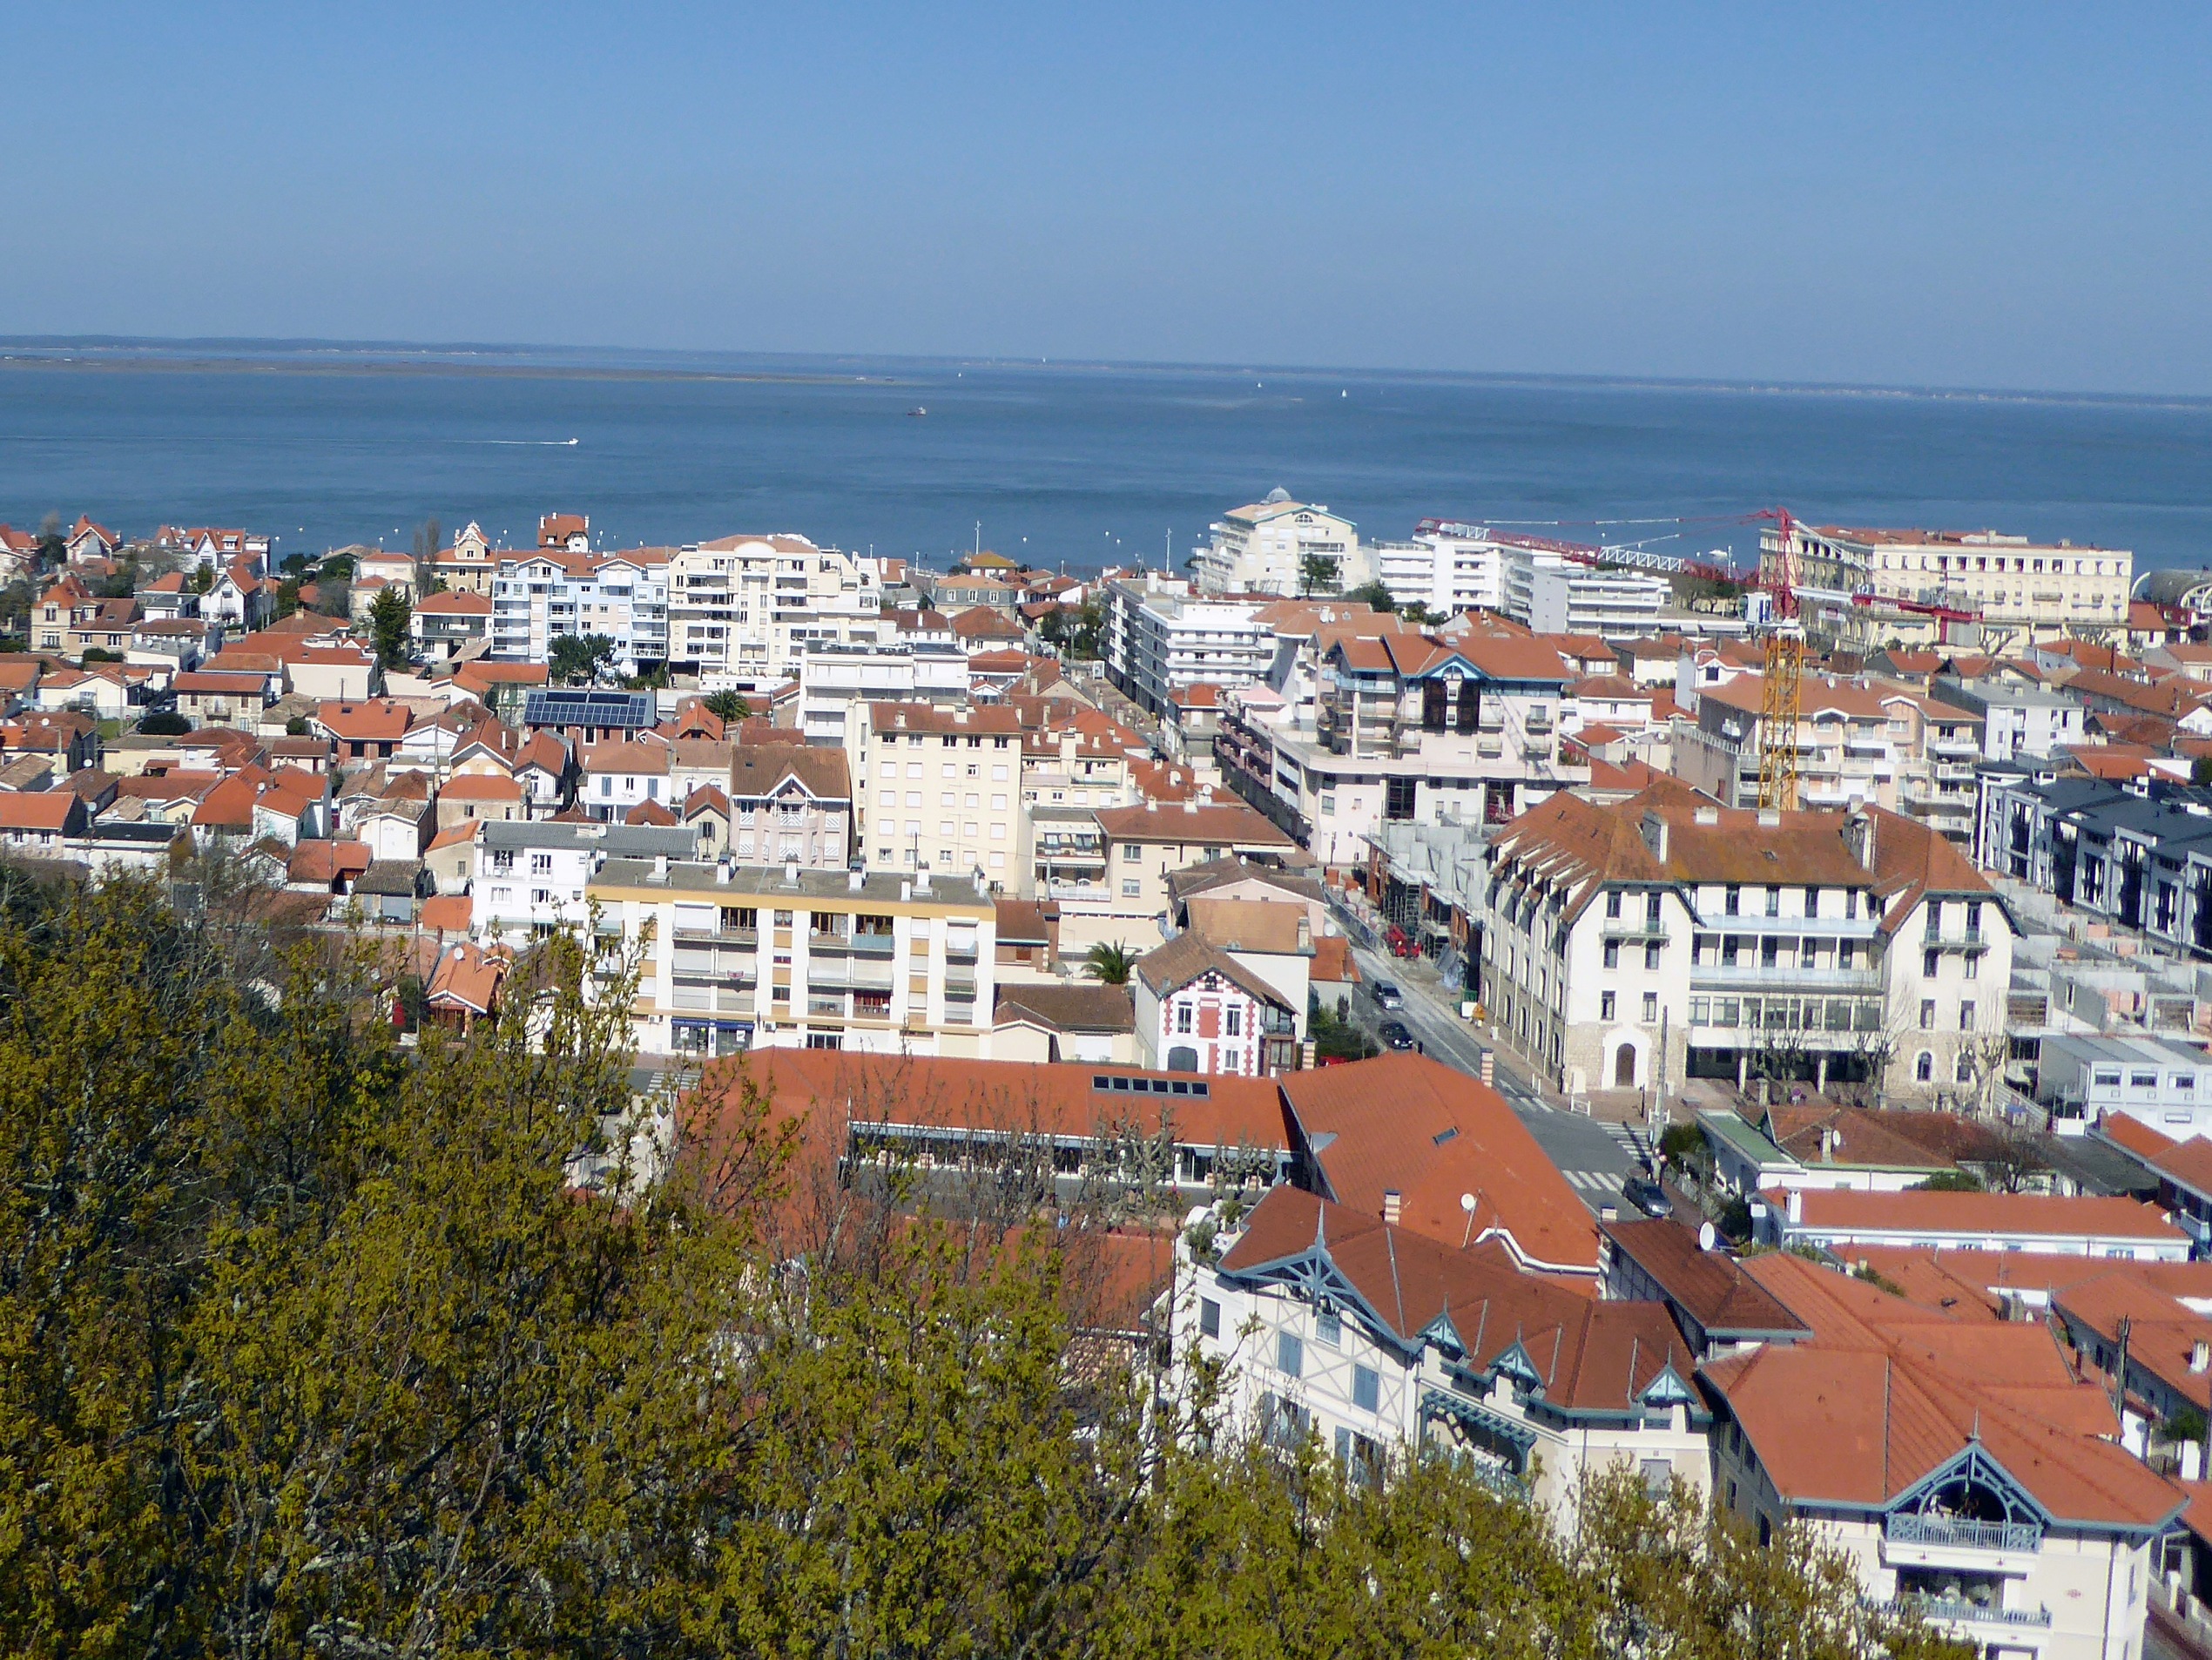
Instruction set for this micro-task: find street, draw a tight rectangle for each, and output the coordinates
[1341,936,1649,1217]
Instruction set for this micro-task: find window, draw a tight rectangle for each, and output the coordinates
[1959,1001,1975,1030]
[1200,1298,1222,1339]
[1352,1365,1380,1414]
[1689,997,1710,1023]
[1317,1310,1341,1346]
[1915,1051,1934,1083]
[1804,886,1819,918]
[1641,1459,1672,1497]
[1176,1003,1194,1034]
[1277,1332,1303,1378]
[1724,884,1740,915]
[1956,1053,1974,1083]
[1123,843,1140,861]
[1121,879,1142,897]
[1764,887,1779,917]
[1919,999,1936,1030]
[1601,991,1616,1021]
[1964,952,1978,981]
[1603,941,1620,968]
[2094,1069,2123,1090]
[1925,900,1943,938]
[1924,948,1940,978]
[1845,888,1858,920]
[1606,891,1622,919]
[2133,1070,2161,1090]
[1226,1007,1242,1036]
[1642,992,1658,1022]
[1966,900,1983,935]
[1644,941,1661,971]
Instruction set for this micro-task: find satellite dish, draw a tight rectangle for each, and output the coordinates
[1460,1192,1478,1213]
[1697,1221,1718,1252]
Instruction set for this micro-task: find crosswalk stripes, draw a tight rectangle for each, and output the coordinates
[1561,1169,1625,1194]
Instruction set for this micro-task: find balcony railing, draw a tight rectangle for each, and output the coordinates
[1876,1596,2050,1630]
[1692,965,1884,992]
[1883,1513,2041,1553]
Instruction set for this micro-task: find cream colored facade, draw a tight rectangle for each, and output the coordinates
[854,703,1034,893]
[1193,496,1368,597]
[667,534,886,692]
[589,859,996,1058]
[1764,522,2133,637]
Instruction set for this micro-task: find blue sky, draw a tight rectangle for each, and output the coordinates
[5,3,2210,393]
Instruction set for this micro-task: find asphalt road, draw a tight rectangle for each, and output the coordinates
[1342,939,1649,1215]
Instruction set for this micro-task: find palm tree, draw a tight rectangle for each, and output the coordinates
[1085,941,1136,986]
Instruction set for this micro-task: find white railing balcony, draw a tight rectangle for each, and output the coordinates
[1884,1514,2040,1553]
[1878,1595,2050,1630]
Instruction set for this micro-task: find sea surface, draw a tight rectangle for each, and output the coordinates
[1,339,2209,577]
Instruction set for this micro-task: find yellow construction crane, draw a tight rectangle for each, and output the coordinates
[1756,508,1803,813]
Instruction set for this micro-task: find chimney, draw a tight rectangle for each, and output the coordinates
[1381,1190,1402,1225]
[784,859,799,887]
[1785,1188,1804,1225]
[1844,809,1878,873]
[917,867,933,895]
[848,867,864,893]
[1693,806,1719,827]
[1757,808,1782,827]
[715,857,732,884]
[900,880,913,901]
[1639,808,1669,862]
[651,854,669,881]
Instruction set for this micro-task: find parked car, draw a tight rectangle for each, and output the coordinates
[1379,1020,1416,1051]
[1622,1175,1673,1218]
[1372,982,1404,1010]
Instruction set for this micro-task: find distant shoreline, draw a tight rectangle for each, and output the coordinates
[2,336,2209,412]
[0,354,906,388]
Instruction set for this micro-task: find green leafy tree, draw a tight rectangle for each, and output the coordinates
[1342,578,1398,614]
[1298,552,1342,596]
[1086,941,1137,985]
[367,582,413,668]
[2194,754,2212,788]
[550,631,616,685]
[703,690,752,722]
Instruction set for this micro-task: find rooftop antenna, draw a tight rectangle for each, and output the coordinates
[1460,1191,1478,1248]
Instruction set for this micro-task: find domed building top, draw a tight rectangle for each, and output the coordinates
[1263,487,1293,505]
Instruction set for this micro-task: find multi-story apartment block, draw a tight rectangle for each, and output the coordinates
[1104,577,1278,715]
[1523,563,1672,637]
[1481,789,2014,1103]
[587,859,996,1058]
[853,703,1030,889]
[471,820,704,941]
[666,534,885,692]
[1190,492,1366,596]
[1369,523,1510,616]
[489,549,671,674]
[1762,519,2134,638]
[1928,676,2087,761]
[1980,779,2212,962]
[1211,631,1587,867]
[802,637,969,746]
[1052,800,1296,953]
[1674,676,1908,814]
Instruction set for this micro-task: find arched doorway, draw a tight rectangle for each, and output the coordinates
[1167,1045,1199,1073]
[1614,1043,1637,1088]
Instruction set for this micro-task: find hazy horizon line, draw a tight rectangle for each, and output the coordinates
[5,333,2211,415]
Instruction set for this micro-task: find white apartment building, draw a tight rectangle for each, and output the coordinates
[1213,631,1587,867]
[801,638,969,746]
[1104,576,1278,715]
[1763,519,2134,636]
[853,702,1033,892]
[489,550,671,674]
[586,858,996,1059]
[1481,790,2015,1103]
[1191,492,1367,597]
[1370,524,1509,616]
[1174,1184,1709,1514]
[666,534,885,692]
[1524,563,1671,637]
[1927,677,2087,761]
[470,820,705,941]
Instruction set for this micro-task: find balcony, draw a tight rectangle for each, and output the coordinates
[1876,1596,2050,1630]
[1883,1514,2041,1553]
[1692,964,1884,993]
[852,932,897,956]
